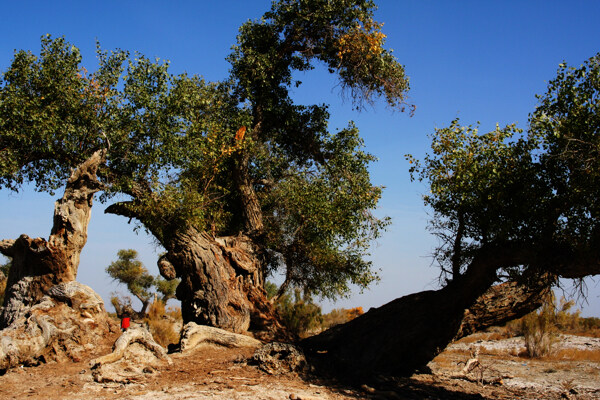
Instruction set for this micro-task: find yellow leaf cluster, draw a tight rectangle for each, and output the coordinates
[336,19,386,62]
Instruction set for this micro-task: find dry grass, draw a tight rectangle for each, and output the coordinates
[567,329,600,339]
[145,300,181,348]
[455,331,509,344]
[542,348,600,362]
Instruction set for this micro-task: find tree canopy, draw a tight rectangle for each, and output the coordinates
[1,0,410,303]
[0,35,126,194]
[408,53,600,287]
[99,0,410,299]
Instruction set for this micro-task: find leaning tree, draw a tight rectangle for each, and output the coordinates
[302,53,600,379]
[101,0,411,339]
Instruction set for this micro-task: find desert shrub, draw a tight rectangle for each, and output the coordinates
[0,257,11,305]
[276,289,323,338]
[0,278,6,306]
[320,308,349,330]
[521,295,559,358]
[505,293,600,342]
[321,307,364,331]
[144,300,180,348]
[265,281,365,337]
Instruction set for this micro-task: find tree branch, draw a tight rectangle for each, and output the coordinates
[0,239,16,257]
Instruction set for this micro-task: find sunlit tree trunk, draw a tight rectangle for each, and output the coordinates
[157,228,287,341]
[0,150,105,328]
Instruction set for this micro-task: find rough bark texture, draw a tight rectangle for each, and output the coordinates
[0,150,105,328]
[233,147,264,236]
[159,228,288,341]
[455,275,555,340]
[0,281,117,371]
[300,262,551,380]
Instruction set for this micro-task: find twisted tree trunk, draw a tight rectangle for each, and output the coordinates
[156,227,288,341]
[0,150,105,328]
[301,254,555,380]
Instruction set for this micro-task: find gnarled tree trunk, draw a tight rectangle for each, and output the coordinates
[0,150,105,328]
[156,227,288,341]
[301,262,554,380]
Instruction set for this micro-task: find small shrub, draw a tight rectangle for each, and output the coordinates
[144,300,180,348]
[521,297,558,358]
[0,278,6,306]
[276,289,322,338]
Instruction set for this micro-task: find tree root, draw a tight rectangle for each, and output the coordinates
[0,281,114,371]
[91,324,171,367]
[179,322,261,352]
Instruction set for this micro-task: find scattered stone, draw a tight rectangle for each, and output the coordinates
[251,342,307,375]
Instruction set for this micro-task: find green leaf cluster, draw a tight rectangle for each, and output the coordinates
[409,53,600,282]
[0,35,125,193]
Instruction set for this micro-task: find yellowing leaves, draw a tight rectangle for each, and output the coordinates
[336,19,387,62]
[235,126,246,142]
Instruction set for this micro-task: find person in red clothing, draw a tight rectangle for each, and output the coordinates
[121,313,130,331]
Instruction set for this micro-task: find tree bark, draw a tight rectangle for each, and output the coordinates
[455,273,555,340]
[157,227,288,341]
[233,152,264,236]
[0,150,105,328]
[300,253,554,380]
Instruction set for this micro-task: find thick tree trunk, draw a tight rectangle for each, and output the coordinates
[0,150,105,328]
[157,227,288,341]
[455,274,555,340]
[301,264,553,380]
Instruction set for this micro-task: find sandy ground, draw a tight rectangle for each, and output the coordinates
[1,332,599,399]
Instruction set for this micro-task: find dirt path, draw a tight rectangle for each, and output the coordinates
[1,333,599,399]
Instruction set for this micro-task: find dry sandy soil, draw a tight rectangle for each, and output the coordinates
[1,330,599,399]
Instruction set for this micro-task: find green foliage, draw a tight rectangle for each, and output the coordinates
[0,35,126,194]
[106,249,154,307]
[3,0,410,303]
[275,288,323,338]
[229,0,410,111]
[530,54,600,247]
[263,125,387,297]
[408,53,600,283]
[154,276,178,302]
[267,280,365,337]
[106,249,180,315]
[407,120,539,279]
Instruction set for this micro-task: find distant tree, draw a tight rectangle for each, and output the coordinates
[154,277,178,303]
[275,288,323,339]
[107,249,180,318]
[106,249,154,317]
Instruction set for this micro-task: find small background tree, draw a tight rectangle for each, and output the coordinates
[106,249,179,319]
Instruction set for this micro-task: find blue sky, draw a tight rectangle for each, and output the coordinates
[1,1,599,316]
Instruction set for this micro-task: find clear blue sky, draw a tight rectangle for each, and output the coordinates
[1,1,599,316]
